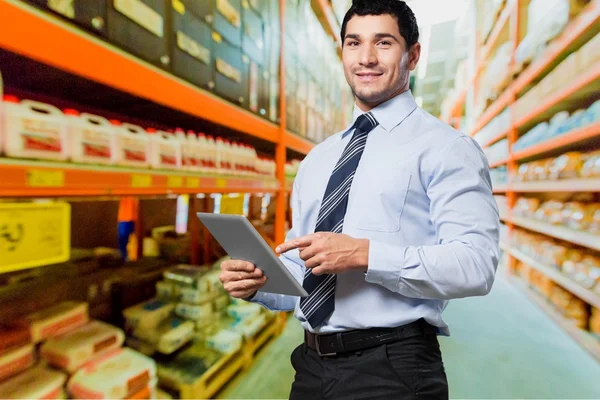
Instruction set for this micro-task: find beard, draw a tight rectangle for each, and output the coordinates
[349,54,410,107]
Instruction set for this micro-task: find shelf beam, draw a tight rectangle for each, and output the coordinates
[286,132,315,155]
[489,158,509,168]
[511,179,600,193]
[509,247,600,309]
[0,160,280,197]
[0,1,280,144]
[510,216,600,252]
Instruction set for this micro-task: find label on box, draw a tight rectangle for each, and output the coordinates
[159,145,178,166]
[217,0,240,27]
[0,202,70,274]
[177,31,211,65]
[27,170,65,187]
[216,58,242,83]
[81,129,112,159]
[114,0,164,38]
[21,118,62,153]
[121,138,147,163]
[48,0,75,18]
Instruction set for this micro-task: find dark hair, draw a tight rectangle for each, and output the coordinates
[341,0,419,48]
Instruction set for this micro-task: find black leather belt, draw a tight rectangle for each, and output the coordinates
[305,319,438,357]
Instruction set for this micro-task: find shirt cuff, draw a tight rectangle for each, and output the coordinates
[364,240,404,292]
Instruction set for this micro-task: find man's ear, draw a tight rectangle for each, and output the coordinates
[408,42,421,71]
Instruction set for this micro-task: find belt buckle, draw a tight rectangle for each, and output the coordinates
[315,335,337,357]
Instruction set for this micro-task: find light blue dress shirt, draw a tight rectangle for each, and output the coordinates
[251,90,500,335]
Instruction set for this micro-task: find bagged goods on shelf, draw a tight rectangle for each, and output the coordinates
[163,264,211,290]
[2,96,68,160]
[0,364,67,400]
[65,110,118,165]
[513,197,541,218]
[534,200,565,224]
[175,302,213,321]
[581,150,600,178]
[205,329,242,354]
[0,344,35,383]
[483,138,509,165]
[156,280,179,301]
[227,302,262,320]
[563,255,600,290]
[155,341,222,388]
[19,301,89,343]
[67,348,156,399]
[148,129,181,170]
[179,286,217,305]
[134,317,194,355]
[474,108,511,147]
[112,121,150,167]
[123,299,175,333]
[0,325,30,355]
[40,320,125,373]
[548,152,584,180]
[229,312,266,338]
[589,205,600,234]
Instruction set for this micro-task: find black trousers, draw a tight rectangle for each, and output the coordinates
[289,333,448,400]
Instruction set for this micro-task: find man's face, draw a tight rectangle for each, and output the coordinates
[342,14,420,110]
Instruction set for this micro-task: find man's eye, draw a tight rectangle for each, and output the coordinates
[347,41,359,47]
[379,41,392,46]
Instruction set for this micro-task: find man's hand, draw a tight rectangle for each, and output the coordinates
[276,233,369,275]
[219,259,267,299]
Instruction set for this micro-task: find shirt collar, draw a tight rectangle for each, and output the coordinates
[344,90,418,137]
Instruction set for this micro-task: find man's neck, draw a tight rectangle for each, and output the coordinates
[356,86,409,112]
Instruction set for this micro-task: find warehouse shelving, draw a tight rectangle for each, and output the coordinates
[509,216,600,253]
[0,159,280,197]
[449,0,600,361]
[493,184,508,193]
[508,247,600,309]
[490,158,510,168]
[511,276,600,362]
[511,179,600,192]
[444,0,515,124]
[515,62,600,130]
[469,0,600,136]
[0,0,348,247]
[513,122,600,160]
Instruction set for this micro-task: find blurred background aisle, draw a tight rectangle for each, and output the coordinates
[0,0,599,398]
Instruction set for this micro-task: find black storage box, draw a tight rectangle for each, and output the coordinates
[179,0,214,24]
[171,3,215,90]
[107,0,170,68]
[242,5,264,65]
[214,33,246,106]
[244,57,261,114]
[23,0,107,36]
[214,0,242,47]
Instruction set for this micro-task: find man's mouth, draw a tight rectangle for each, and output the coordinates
[355,72,383,83]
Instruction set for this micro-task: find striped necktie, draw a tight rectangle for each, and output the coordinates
[300,112,379,329]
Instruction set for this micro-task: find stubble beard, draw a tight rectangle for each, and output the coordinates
[350,56,410,108]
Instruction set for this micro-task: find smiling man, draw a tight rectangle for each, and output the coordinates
[219,0,500,398]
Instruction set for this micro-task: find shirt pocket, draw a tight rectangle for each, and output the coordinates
[351,172,411,232]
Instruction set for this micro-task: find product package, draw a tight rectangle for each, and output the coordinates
[123,300,175,333]
[135,318,195,355]
[40,320,125,372]
[0,365,67,400]
[0,344,35,383]
[19,301,89,343]
[67,348,156,399]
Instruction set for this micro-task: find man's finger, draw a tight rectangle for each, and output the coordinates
[305,253,324,269]
[222,259,255,272]
[225,278,264,293]
[299,245,318,262]
[221,270,259,283]
[276,235,315,254]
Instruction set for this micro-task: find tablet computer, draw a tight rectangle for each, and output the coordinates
[197,213,308,297]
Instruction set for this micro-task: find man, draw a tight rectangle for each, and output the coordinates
[220,0,500,398]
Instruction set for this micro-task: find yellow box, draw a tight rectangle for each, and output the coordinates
[0,202,70,274]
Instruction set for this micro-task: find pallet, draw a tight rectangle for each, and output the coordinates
[157,313,285,399]
[158,348,246,400]
[241,313,283,370]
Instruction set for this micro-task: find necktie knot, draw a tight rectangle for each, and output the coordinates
[354,112,378,134]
